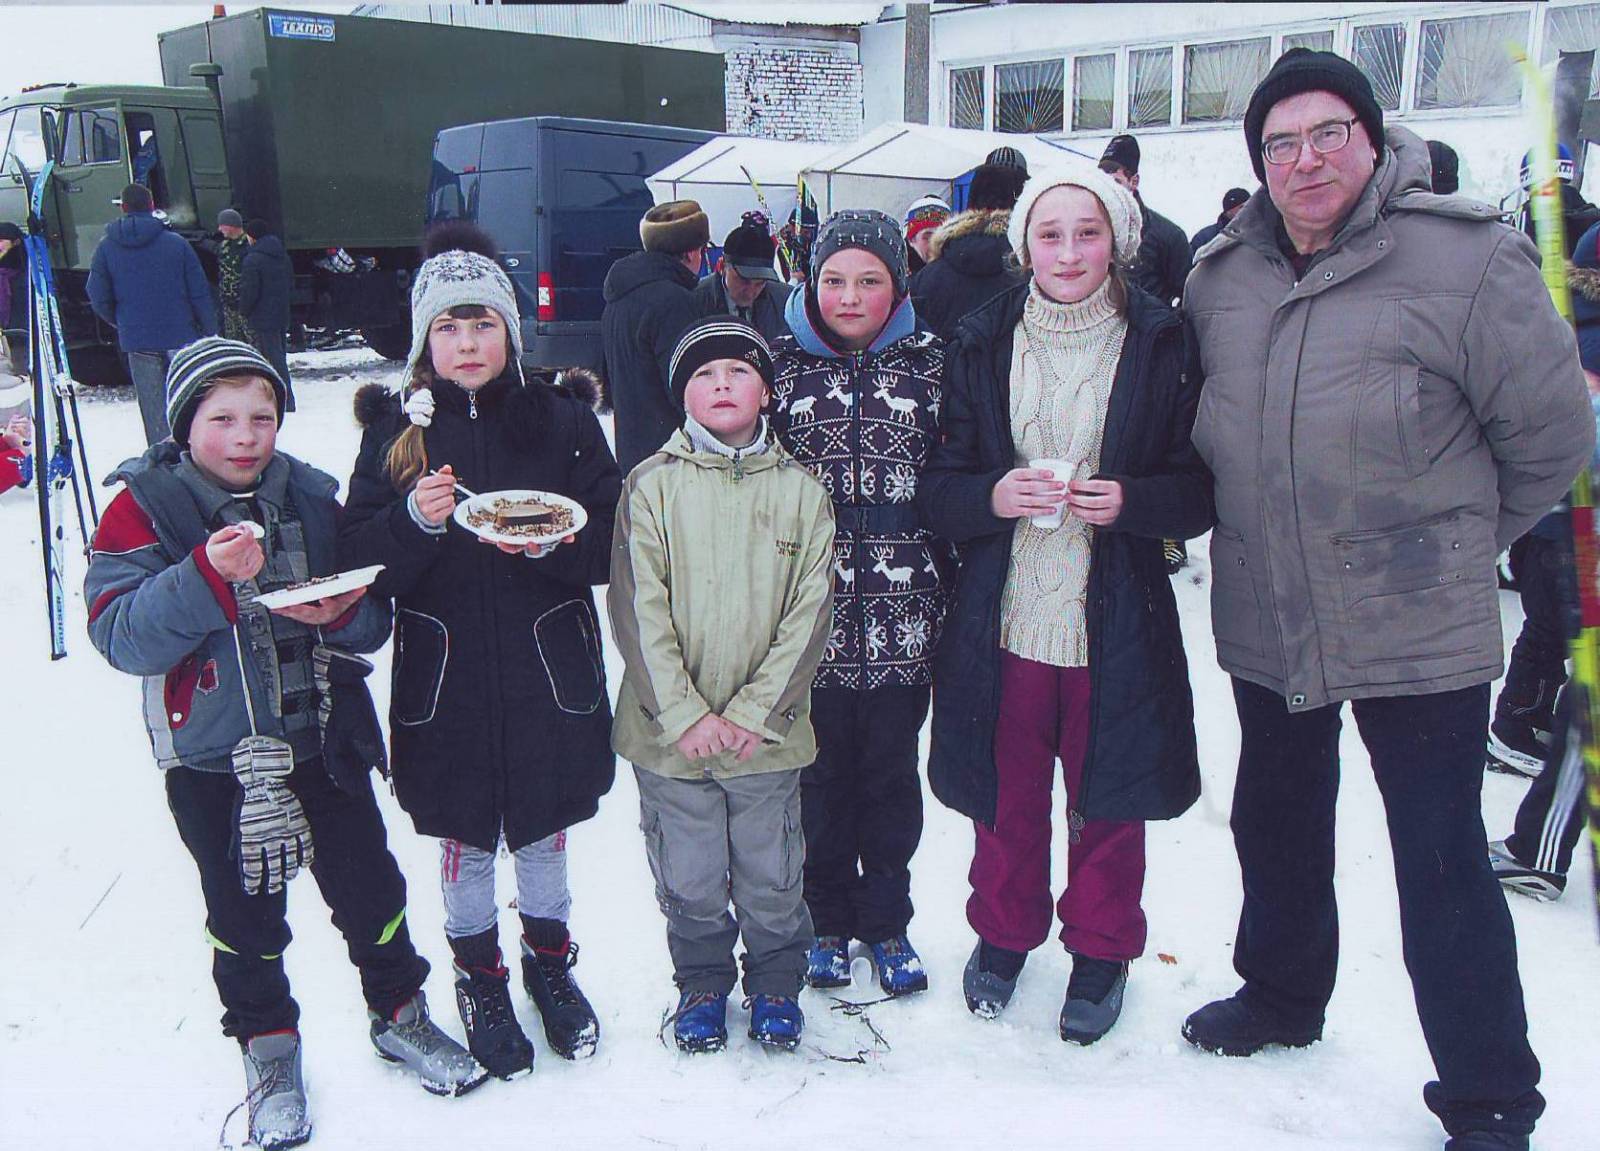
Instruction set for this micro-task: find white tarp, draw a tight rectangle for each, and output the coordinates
[646,136,834,240]
[799,122,1094,220]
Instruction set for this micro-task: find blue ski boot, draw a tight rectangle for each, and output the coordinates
[671,990,728,1054]
[746,995,804,1051]
[805,935,852,989]
[868,935,929,997]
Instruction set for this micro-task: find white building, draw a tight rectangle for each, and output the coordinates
[862,1,1599,233]
[353,1,877,142]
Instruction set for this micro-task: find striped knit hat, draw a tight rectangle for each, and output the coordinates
[165,336,286,446]
[668,316,773,407]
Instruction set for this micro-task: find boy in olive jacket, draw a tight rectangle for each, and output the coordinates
[609,317,834,1055]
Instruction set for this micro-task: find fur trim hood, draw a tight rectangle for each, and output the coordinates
[928,208,1011,261]
[1570,262,1600,306]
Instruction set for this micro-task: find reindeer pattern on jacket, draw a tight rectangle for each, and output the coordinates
[770,327,949,690]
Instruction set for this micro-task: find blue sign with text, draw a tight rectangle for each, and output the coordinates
[267,14,336,42]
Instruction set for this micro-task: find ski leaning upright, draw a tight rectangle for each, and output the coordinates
[1515,50,1600,932]
[22,159,98,659]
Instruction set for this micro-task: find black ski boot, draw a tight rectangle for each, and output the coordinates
[449,930,533,1080]
[521,932,600,1060]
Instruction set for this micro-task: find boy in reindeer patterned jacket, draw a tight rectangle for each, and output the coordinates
[769,208,948,997]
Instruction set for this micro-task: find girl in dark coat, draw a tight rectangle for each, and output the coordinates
[339,223,620,1078]
[919,161,1213,1043]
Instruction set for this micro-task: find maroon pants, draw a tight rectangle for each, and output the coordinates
[967,652,1148,960]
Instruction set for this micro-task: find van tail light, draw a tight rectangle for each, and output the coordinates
[537,272,555,323]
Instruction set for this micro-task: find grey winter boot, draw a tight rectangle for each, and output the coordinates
[369,991,489,1097]
[1058,955,1128,1045]
[241,1031,311,1151]
[962,941,1025,1019]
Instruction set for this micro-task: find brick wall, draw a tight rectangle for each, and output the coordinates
[721,37,863,142]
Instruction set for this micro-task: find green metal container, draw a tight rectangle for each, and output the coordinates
[156,8,726,252]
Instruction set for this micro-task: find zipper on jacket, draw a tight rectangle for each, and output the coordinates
[851,350,867,686]
[468,404,507,832]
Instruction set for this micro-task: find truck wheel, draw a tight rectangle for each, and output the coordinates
[360,323,411,361]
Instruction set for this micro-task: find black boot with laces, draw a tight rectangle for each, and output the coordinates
[449,930,533,1080]
[521,933,600,1060]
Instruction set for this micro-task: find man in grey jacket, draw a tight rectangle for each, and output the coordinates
[1182,50,1592,1151]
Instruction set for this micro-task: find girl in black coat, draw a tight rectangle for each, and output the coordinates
[339,224,620,1076]
[918,164,1213,1043]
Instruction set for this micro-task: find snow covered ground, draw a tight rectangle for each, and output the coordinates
[1,346,1595,1150]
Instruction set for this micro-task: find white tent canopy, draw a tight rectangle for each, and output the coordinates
[800,121,1094,220]
[645,136,834,241]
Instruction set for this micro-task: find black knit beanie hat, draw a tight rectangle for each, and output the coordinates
[1243,48,1384,183]
[811,209,910,299]
[669,316,774,408]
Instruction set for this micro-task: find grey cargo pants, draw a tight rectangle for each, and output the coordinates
[634,765,811,998]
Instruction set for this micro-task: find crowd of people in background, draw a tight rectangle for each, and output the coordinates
[1,40,1585,1151]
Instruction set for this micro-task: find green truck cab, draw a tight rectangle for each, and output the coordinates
[0,7,723,364]
[0,84,229,348]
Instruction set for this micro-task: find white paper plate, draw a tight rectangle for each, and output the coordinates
[254,565,386,610]
[452,489,588,548]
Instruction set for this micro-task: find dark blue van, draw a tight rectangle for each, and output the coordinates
[427,116,712,374]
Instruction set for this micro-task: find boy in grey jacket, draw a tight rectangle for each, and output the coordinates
[610,318,835,1055]
[84,338,484,1151]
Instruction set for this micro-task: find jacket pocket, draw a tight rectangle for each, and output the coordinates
[392,609,448,726]
[1394,365,1426,478]
[534,599,605,715]
[1332,512,1486,667]
[1208,526,1264,657]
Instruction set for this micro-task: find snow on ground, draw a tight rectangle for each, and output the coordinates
[1,347,1596,1150]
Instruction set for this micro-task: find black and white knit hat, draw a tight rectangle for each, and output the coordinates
[165,336,287,446]
[811,209,910,298]
[668,316,773,407]
[405,246,524,380]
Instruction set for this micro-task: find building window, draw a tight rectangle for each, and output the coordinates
[1544,3,1600,99]
[1281,30,1334,54]
[1072,52,1115,131]
[1416,12,1526,109]
[1353,23,1407,111]
[1183,38,1271,123]
[996,58,1064,133]
[1128,47,1173,128]
[949,66,985,130]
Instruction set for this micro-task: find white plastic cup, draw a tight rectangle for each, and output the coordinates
[1027,457,1071,530]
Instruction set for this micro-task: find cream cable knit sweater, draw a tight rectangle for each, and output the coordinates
[999,279,1127,668]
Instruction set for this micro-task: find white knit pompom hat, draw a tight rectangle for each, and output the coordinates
[1007,157,1142,268]
[404,248,524,381]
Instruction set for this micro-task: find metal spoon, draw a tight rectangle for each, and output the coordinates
[427,469,478,500]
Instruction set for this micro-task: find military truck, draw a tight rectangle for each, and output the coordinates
[0,7,723,366]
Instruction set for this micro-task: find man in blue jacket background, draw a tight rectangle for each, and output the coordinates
[87,183,217,443]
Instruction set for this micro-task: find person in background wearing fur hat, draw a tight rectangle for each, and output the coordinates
[902,194,950,276]
[1183,48,1593,1151]
[609,316,835,1055]
[338,222,620,1081]
[910,151,1028,341]
[85,337,481,1150]
[602,199,710,473]
[919,159,1211,1044]
[769,208,948,999]
[1098,134,1191,307]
